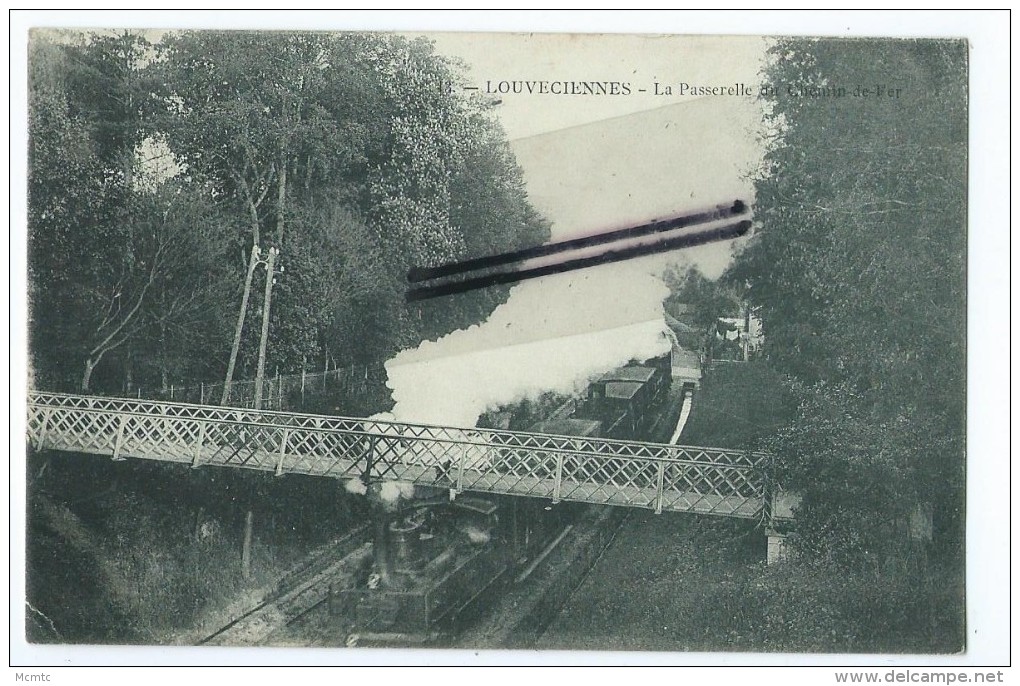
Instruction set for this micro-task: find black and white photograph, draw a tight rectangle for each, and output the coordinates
[10,10,1009,676]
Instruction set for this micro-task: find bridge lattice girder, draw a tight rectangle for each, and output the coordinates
[27,392,774,520]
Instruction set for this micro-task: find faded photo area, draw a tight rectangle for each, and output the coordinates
[24,30,966,655]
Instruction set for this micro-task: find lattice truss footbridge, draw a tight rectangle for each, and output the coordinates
[27,392,783,522]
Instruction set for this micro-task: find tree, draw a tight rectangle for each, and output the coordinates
[664,265,741,332]
[28,32,236,392]
[152,31,359,399]
[30,30,550,395]
[152,31,550,378]
[28,39,110,389]
[28,32,155,391]
[729,39,967,561]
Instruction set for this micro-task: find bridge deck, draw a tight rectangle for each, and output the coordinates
[27,392,770,519]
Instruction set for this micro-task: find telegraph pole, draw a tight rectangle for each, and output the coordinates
[253,246,279,410]
[221,244,260,405]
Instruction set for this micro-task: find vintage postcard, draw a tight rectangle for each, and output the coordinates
[12,13,1008,673]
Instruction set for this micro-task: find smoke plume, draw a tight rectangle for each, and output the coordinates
[384,259,673,428]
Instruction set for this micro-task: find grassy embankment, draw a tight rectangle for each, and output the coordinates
[27,451,373,645]
[544,361,963,653]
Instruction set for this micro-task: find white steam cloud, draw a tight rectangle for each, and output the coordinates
[344,478,368,496]
[384,261,673,428]
[379,480,415,502]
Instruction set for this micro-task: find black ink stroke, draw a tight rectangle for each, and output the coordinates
[407,200,747,284]
[406,219,752,302]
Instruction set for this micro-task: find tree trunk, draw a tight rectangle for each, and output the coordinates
[81,357,98,393]
[158,292,168,393]
[123,348,134,395]
[276,154,287,246]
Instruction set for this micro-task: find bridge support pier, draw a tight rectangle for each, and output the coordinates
[766,529,788,565]
[766,489,799,564]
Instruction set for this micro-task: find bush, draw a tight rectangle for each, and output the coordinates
[741,555,964,653]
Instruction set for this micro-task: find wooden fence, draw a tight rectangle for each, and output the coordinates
[123,364,385,411]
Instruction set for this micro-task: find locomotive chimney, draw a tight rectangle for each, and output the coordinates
[367,483,399,588]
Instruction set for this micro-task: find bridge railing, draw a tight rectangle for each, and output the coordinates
[27,392,771,519]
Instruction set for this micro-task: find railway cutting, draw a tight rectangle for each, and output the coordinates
[28,353,790,647]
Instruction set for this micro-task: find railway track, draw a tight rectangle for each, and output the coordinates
[200,383,694,647]
[200,525,372,646]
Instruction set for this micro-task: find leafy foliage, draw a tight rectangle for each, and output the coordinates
[664,264,742,333]
[729,38,967,562]
[546,512,962,653]
[28,29,549,392]
[27,452,368,643]
[28,34,239,391]
[678,362,795,450]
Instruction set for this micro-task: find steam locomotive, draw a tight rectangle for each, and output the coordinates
[331,353,672,645]
[332,492,571,644]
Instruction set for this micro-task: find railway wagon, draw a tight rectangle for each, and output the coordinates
[574,353,671,440]
[505,417,602,479]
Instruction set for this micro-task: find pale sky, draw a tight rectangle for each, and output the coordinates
[425,32,768,141]
[385,34,771,424]
[423,33,769,277]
